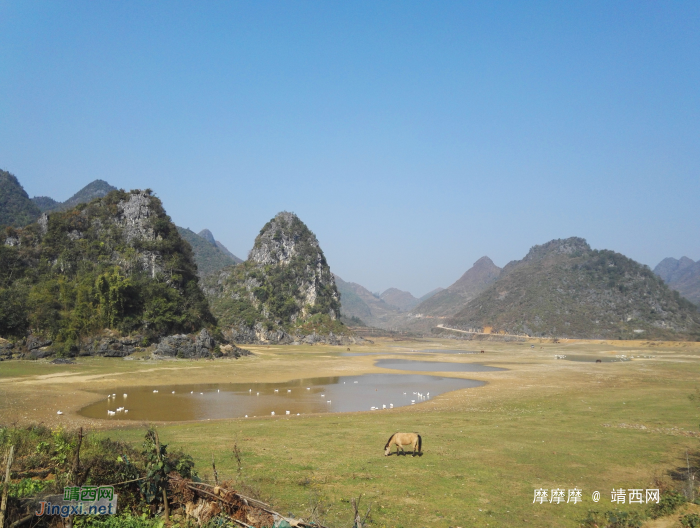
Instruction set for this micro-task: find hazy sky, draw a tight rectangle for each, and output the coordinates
[1,1,698,296]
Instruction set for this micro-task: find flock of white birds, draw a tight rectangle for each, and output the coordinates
[96,383,431,418]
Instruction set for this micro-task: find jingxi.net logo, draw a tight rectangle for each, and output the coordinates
[35,486,118,518]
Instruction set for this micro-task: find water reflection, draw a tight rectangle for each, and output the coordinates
[79,374,484,421]
[558,355,634,363]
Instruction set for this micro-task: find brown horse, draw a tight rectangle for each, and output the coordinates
[384,432,422,456]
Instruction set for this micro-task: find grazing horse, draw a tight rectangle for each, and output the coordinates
[384,432,422,456]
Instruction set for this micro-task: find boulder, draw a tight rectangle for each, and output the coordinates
[0,339,14,359]
[26,335,52,351]
[156,329,253,359]
[82,335,141,357]
[29,346,54,359]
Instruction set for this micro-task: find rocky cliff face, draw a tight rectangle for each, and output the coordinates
[447,238,700,340]
[204,212,344,342]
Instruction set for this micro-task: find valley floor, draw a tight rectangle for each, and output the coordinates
[1,338,700,527]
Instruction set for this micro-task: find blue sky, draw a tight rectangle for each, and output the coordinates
[1,1,698,296]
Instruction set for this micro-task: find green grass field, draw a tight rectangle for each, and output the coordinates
[2,338,700,527]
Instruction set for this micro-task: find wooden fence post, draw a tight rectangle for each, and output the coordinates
[0,445,15,528]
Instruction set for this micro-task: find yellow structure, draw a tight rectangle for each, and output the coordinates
[482,326,493,334]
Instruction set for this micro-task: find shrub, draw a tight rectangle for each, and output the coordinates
[650,490,686,519]
[681,513,700,528]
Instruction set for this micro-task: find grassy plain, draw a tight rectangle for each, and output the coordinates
[1,338,700,527]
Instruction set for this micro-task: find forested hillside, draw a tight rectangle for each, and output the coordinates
[0,189,214,354]
[447,238,700,340]
[203,212,346,342]
[0,169,41,227]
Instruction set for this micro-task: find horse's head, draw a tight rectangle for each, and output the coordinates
[384,433,395,456]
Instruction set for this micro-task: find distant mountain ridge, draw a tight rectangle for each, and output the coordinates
[447,237,700,340]
[654,257,700,306]
[334,275,402,327]
[177,227,243,277]
[413,256,502,317]
[33,179,118,213]
[380,288,420,311]
[198,229,242,263]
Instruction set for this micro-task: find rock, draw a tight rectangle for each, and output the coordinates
[29,346,54,359]
[156,330,253,359]
[156,332,217,358]
[26,335,52,351]
[82,334,141,357]
[156,334,196,358]
[0,339,14,359]
[219,344,253,358]
[195,328,215,352]
[223,324,293,345]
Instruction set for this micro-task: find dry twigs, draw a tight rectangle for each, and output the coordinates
[168,474,329,528]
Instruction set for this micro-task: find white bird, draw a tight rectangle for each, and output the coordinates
[271,411,275,416]
[306,387,310,390]
[327,400,331,403]
[200,392,203,395]
[297,413,300,416]
[107,410,115,416]
[112,393,116,397]
[249,389,252,392]
[287,389,291,393]
[286,411,290,415]
[411,400,415,403]
[153,390,158,393]
[57,411,63,415]
[390,404,394,408]
[191,391,194,394]
[382,405,386,409]
[245,415,248,418]
[321,394,325,397]
[124,410,128,413]
[123,393,127,397]
[370,406,376,410]
[256,392,259,396]
[274,389,278,392]
[217,389,220,393]
[172,391,175,394]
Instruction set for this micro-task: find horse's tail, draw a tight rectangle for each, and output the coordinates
[417,434,422,453]
[384,433,395,449]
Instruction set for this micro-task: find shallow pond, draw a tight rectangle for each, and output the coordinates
[374,359,506,372]
[558,355,636,363]
[79,373,485,421]
[340,349,480,357]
